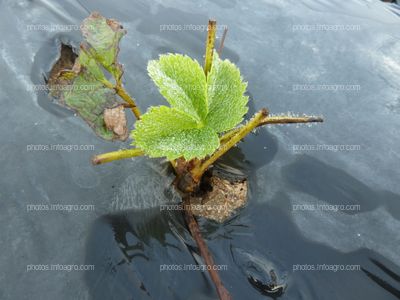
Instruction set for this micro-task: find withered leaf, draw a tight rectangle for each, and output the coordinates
[104,105,128,140]
[47,11,130,141]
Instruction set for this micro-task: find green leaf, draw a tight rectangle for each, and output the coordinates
[131,106,219,160]
[63,71,119,140]
[147,54,207,122]
[205,52,248,132]
[133,51,248,159]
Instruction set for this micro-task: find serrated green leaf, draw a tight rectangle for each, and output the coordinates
[131,106,219,160]
[133,51,248,159]
[63,72,118,140]
[81,12,125,77]
[205,51,248,132]
[147,54,207,122]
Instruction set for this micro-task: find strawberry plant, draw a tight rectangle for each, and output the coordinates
[49,13,323,300]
